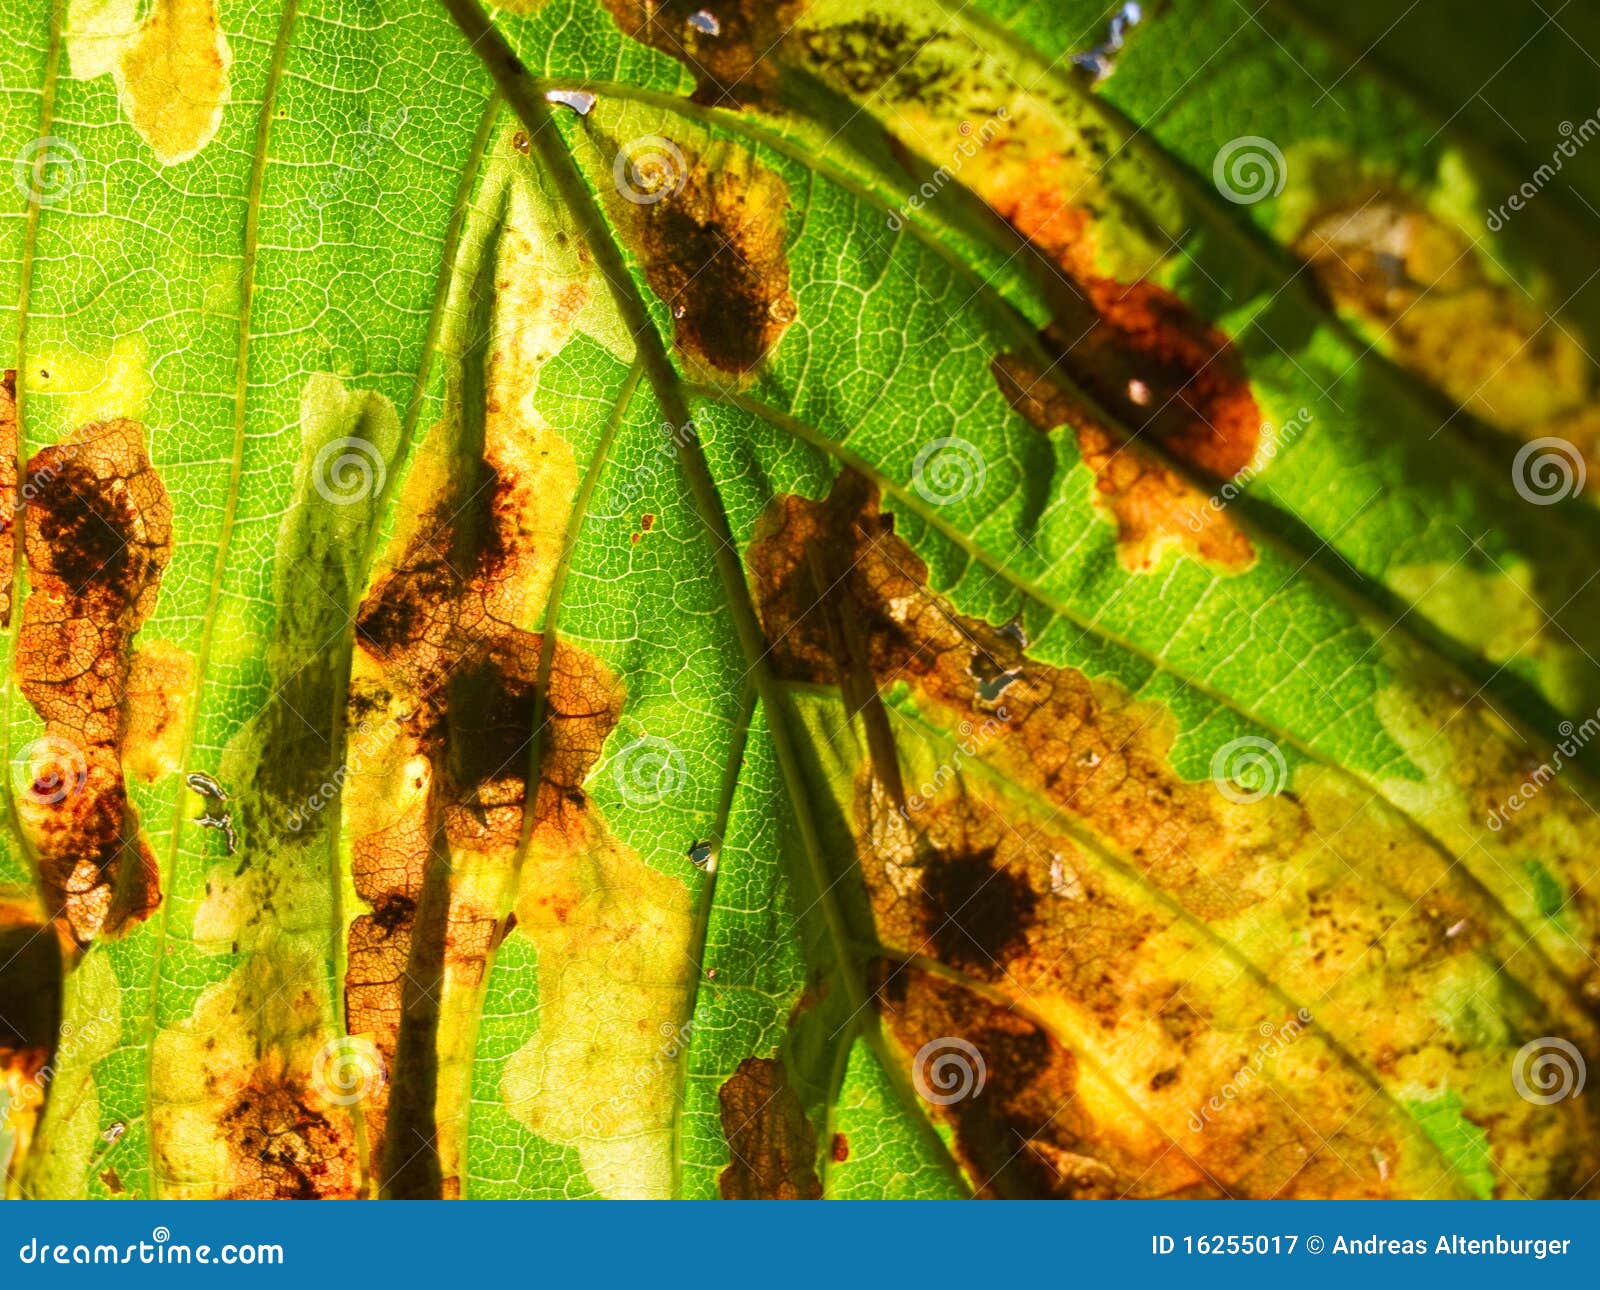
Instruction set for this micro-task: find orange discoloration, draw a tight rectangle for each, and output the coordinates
[784,20,1261,567]
[748,477,1273,911]
[994,350,1254,572]
[611,139,796,376]
[121,642,195,783]
[981,174,1261,570]
[346,435,622,1189]
[745,478,1600,1197]
[875,966,1144,1198]
[17,419,172,945]
[717,1056,823,1198]
[219,1065,360,1199]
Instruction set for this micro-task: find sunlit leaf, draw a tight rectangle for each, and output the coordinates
[2,0,1598,1200]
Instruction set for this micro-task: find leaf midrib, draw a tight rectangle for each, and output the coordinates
[438,0,902,1198]
[2,0,66,927]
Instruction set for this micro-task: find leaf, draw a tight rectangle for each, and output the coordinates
[1,0,1598,1200]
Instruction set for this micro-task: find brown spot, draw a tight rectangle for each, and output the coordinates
[0,923,59,1185]
[831,1131,849,1162]
[610,138,796,375]
[219,1066,359,1199]
[98,1167,125,1193]
[876,966,1141,1198]
[0,924,62,1182]
[717,1056,823,1198]
[1058,279,1260,483]
[512,130,529,155]
[747,475,1270,917]
[0,923,61,1059]
[17,419,172,945]
[785,17,1261,537]
[746,478,1580,1197]
[919,844,1038,972]
[599,0,805,107]
[640,512,655,531]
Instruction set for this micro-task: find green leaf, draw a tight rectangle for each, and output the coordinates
[1,0,1598,1200]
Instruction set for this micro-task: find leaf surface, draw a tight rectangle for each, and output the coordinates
[2,0,1599,1199]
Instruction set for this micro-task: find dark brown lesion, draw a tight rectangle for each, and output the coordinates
[608,138,797,377]
[716,1056,823,1198]
[781,17,1268,570]
[0,921,62,1187]
[872,965,1154,1198]
[916,841,1038,972]
[16,419,172,946]
[345,432,623,1196]
[599,0,805,108]
[219,1066,359,1199]
[982,197,1264,571]
[746,475,1273,916]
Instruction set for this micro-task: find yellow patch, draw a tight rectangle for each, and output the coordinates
[151,950,356,1198]
[501,834,694,1199]
[67,0,231,165]
[26,334,153,430]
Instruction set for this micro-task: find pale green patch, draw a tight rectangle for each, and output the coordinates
[1407,1092,1496,1200]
